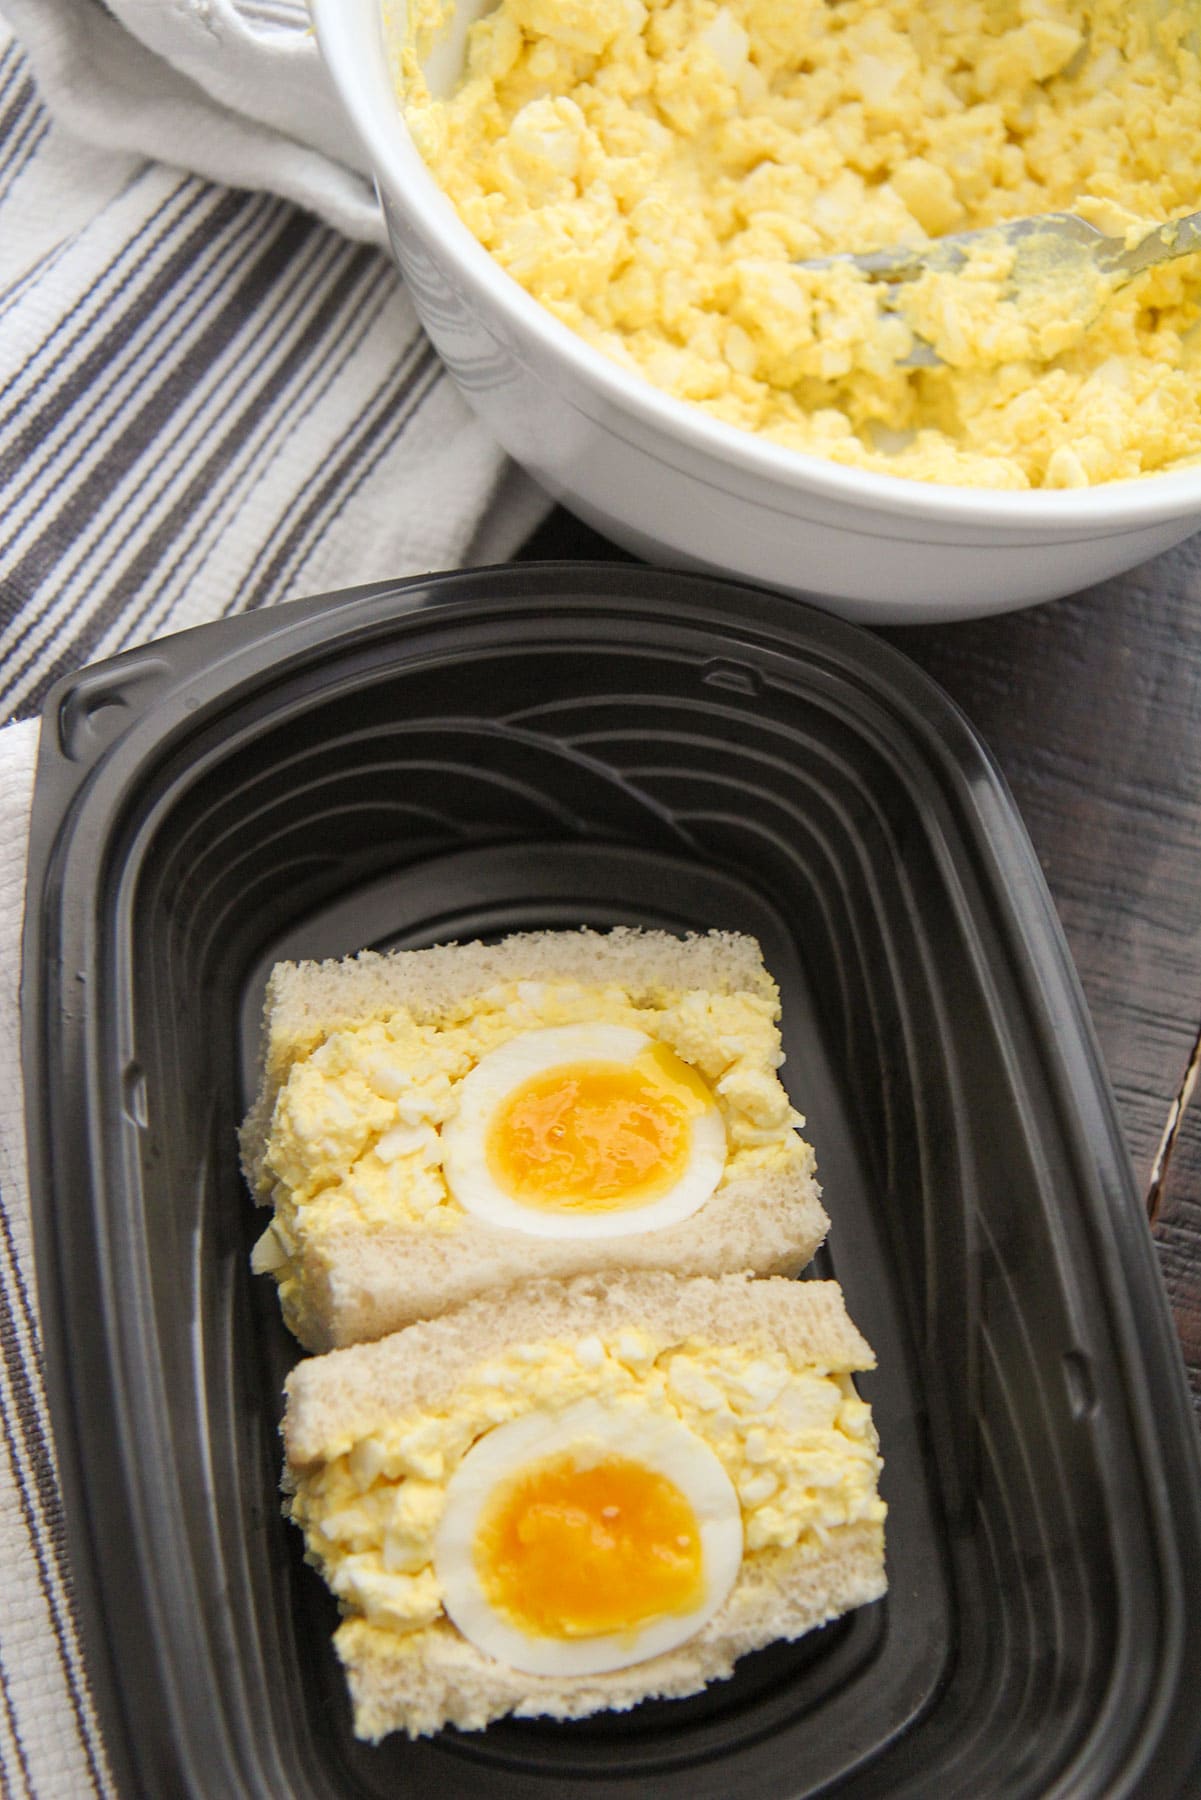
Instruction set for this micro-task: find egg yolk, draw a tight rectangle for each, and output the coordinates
[486,1044,712,1212]
[475,1451,705,1639]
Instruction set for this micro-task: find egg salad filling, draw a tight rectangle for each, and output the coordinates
[399,0,1201,489]
[286,1329,885,1670]
[252,980,813,1286]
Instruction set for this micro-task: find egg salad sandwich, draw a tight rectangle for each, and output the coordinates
[240,927,829,1350]
[282,1270,887,1740]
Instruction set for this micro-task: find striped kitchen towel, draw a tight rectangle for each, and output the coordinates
[0,1,548,725]
[0,2,549,1791]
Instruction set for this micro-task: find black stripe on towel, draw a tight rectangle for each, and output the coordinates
[239,334,441,614]
[0,197,318,710]
[111,250,400,653]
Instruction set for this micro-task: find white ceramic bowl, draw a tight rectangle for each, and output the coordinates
[312,0,1201,624]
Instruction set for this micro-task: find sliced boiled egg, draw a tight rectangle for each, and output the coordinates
[433,1398,743,1675]
[440,1024,726,1237]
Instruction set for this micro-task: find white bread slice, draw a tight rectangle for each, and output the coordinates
[272,1166,825,1351]
[241,929,829,1351]
[284,1270,876,1461]
[283,1271,887,1740]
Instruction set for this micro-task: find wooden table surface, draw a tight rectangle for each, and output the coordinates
[518,508,1201,1414]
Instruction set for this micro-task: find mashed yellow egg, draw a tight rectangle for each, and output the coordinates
[399,0,1201,488]
[287,1327,885,1644]
[254,978,813,1325]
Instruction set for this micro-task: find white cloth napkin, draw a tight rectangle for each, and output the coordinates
[0,3,550,1790]
[3,0,383,243]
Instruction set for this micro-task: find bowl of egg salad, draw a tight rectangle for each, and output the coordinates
[314,0,1201,621]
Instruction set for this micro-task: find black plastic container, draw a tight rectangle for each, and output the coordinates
[22,564,1201,1799]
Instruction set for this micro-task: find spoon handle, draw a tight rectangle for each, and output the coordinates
[1120,211,1201,280]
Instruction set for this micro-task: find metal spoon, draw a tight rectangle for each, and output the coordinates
[799,210,1201,366]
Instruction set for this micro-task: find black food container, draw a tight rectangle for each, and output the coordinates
[21,564,1201,1799]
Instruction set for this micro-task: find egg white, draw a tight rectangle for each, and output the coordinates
[439,1024,726,1238]
[433,1399,743,1676]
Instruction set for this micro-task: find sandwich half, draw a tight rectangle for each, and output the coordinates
[241,927,829,1349]
[282,1270,888,1740]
